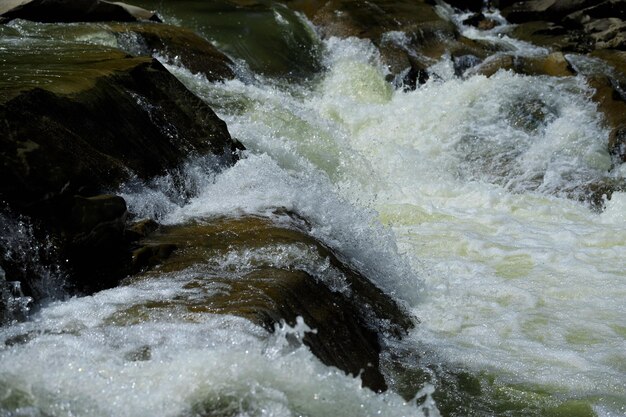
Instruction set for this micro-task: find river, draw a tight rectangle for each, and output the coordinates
[0,2,625,417]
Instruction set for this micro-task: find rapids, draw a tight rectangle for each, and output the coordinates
[1,4,625,417]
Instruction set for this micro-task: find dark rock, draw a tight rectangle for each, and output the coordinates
[565,0,626,25]
[609,124,626,162]
[131,243,177,273]
[444,0,485,12]
[454,54,483,77]
[132,215,415,392]
[127,0,322,79]
[127,218,160,240]
[64,195,130,292]
[108,22,235,81]
[0,267,32,325]
[1,43,241,296]
[0,0,161,24]
[463,12,499,30]
[501,0,606,24]
[510,21,593,52]
[585,73,626,166]
[1,54,238,214]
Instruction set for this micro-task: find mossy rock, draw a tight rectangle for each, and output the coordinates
[133,214,415,393]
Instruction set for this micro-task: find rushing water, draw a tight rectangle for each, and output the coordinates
[2,5,626,417]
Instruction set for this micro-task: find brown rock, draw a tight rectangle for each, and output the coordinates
[132,215,415,392]
[284,0,499,86]
[472,52,575,77]
[107,22,235,81]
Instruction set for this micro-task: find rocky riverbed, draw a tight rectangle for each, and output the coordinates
[1,1,625,416]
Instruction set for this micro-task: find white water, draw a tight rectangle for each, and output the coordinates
[2,13,626,417]
[152,35,624,414]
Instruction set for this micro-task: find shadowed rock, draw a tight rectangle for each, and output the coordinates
[0,0,161,24]
[0,43,241,296]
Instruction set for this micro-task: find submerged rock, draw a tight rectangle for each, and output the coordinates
[131,214,415,392]
[0,0,161,24]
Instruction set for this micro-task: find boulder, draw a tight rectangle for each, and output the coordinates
[0,41,242,296]
[1,52,238,214]
[0,0,161,24]
[107,23,235,81]
[510,20,593,52]
[471,52,575,77]
[132,215,415,392]
[123,0,323,79]
[501,0,626,52]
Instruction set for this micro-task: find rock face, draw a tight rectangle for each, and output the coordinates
[0,40,241,296]
[1,56,237,214]
[133,215,415,393]
[0,0,161,23]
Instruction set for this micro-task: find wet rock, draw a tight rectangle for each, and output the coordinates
[1,54,238,214]
[501,0,626,52]
[128,0,322,79]
[127,218,160,240]
[0,0,161,24]
[608,124,626,162]
[585,72,626,167]
[510,20,593,52]
[108,23,235,81]
[463,12,499,30]
[133,214,415,392]
[63,195,130,292]
[131,243,177,273]
[472,52,575,77]
[0,267,32,325]
[1,42,241,296]
[501,0,606,24]
[454,54,483,77]
[285,0,499,87]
